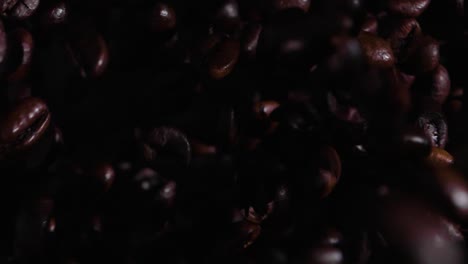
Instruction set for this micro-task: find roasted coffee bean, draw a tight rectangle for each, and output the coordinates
[426,147,454,167]
[360,13,378,34]
[306,246,344,264]
[207,38,240,79]
[358,32,395,68]
[319,146,342,181]
[400,34,440,74]
[39,1,68,27]
[416,112,448,148]
[0,97,51,158]
[212,0,240,33]
[432,168,468,221]
[5,0,40,20]
[381,18,422,59]
[149,2,177,33]
[90,163,115,193]
[413,64,451,105]
[397,127,432,159]
[66,28,109,78]
[0,0,18,13]
[387,0,431,17]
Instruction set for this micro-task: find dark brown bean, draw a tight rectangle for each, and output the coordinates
[387,0,431,17]
[414,64,451,105]
[433,168,468,221]
[67,28,109,78]
[306,246,344,264]
[400,35,440,74]
[358,32,395,68]
[8,0,40,20]
[426,147,454,167]
[149,2,177,33]
[208,38,240,79]
[360,13,378,34]
[0,97,51,157]
[382,18,422,59]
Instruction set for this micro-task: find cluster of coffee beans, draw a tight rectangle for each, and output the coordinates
[0,0,466,263]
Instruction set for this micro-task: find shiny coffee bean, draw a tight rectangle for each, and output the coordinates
[433,168,468,221]
[5,27,34,82]
[397,128,432,159]
[360,13,378,34]
[416,112,448,148]
[207,38,240,79]
[0,0,18,13]
[0,97,51,157]
[426,147,454,167]
[213,0,240,33]
[319,146,342,181]
[39,1,68,27]
[90,163,115,192]
[6,0,40,20]
[306,246,344,264]
[149,2,177,33]
[400,35,440,74]
[316,227,344,247]
[377,195,465,264]
[358,32,395,68]
[387,0,431,17]
[382,18,422,58]
[67,27,109,78]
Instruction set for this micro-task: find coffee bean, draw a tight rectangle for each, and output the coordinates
[387,0,431,17]
[358,32,395,68]
[400,35,440,74]
[39,1,68,27]
[360,13,378,34]
[149,2,177,33]
[416,112,448,148]
[381,18,422,59]
[413,64,451,105]
[67,27,109,78]
[0,97,51,158]
[306,246,344,264]
[7,0,40,20]
[207,38,240,79]
[426,147,454,167]
[433,168,468,221]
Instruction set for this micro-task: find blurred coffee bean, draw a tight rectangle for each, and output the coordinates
[149,2,177,33]
[358,32,395,68]
[400,35,440,74]
[426,147,454,167]
[207,38,240,79]
[387,0,431,17]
